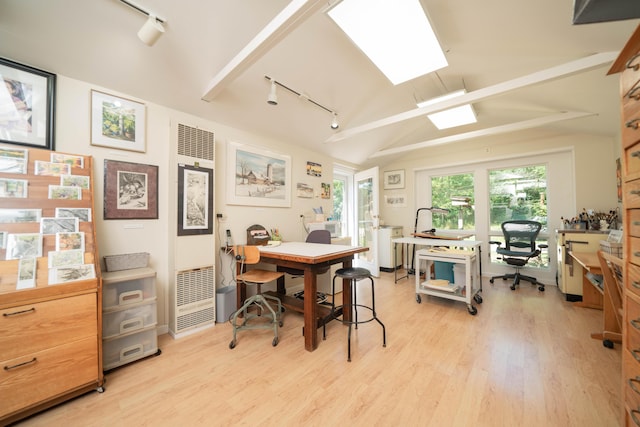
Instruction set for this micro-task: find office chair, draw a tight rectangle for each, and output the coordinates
[229,245,284,349]
[489,220,546,291]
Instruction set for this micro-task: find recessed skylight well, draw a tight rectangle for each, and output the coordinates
[328,0,447,85]
[418,90,478,130]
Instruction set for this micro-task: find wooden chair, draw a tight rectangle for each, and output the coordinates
[229,245,284,349]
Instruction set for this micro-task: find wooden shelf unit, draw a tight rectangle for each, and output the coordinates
[0,143,104,425]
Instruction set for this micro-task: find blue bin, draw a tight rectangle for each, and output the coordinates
[434,261,455,282]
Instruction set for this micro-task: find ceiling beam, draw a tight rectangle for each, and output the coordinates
[368,111,594,158]
[326,52,618,143]
[201,0,326,102]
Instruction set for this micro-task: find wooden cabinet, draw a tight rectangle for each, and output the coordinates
[0,144,103,425]
[609,24,640,426]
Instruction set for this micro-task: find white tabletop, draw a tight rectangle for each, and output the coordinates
[258,241,358,257]
[392,236,482,248]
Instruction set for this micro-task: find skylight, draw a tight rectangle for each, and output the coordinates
[328,0,447,85]
[417,90,477,130]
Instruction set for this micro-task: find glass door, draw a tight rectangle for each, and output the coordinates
[354,166,379,276]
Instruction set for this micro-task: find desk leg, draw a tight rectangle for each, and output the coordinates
[303,267,318,352]
[342,259,353,323]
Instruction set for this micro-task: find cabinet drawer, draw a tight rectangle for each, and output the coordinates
[0,336,98,418]
[631,237,640,267]
[0,293,97,361]
[625,181,640,208]
[630,209,640,238]
[622,57,640,98]
[103,276,156,310]
[629,264,640,300]
[623,95,640,149]
[627,143,640,178]
[103,300,157,339]
[103,327,157,370]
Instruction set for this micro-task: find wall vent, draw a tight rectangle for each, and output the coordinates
[177,123,214,161]
[173,266,215,336]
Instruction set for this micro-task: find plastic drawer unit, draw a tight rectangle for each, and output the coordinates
[102,267,159,370]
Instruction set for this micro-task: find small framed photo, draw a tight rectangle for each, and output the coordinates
[56,231,85,252]
[307,161,322,177]
[0,146,28,174]
[0,57,56,150]
[384,194,407,207]
[6,233,43,260]
[34,160,70,176]
[321,183,331,199]
[48,249,84,268]
[50,152,84,169]
[384,169,405,190]
[0,178,28,198]
[40,217,79,234]
[60,174,90,189]
[104,159,158,220]
[48,185,81,200]
[49,264,95,285]
[17,257,36,289]
[55,207,91,222]
[91,90,146,153]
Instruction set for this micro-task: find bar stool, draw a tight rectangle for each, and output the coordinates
[331,267,386,361]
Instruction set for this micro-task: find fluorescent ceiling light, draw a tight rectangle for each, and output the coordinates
[328,0,447,85]
[418,90,477,130]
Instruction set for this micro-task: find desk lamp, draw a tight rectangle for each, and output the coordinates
[408,206,450,275]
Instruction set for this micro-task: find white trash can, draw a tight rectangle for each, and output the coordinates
[216,285,236,323]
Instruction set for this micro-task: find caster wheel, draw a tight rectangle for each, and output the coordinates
[489,278,494,284]
[603,339,614,349]
[272,337,279,347]
[229,340,236,349]
[279,321,283,327]
[416,294,422,303]
[468,306,477,315]
[97,386,105,393]
[538,286,545,292]
[474,294,483,304]
[510,284,516,290]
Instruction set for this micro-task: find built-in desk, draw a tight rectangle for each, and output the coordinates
[569,251,603,310]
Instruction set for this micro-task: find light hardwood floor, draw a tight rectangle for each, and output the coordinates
[16,271,622,427]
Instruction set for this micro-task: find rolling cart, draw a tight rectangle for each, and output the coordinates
[415,245,482,315]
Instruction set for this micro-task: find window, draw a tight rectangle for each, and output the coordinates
[430,173,475,230]
[333,167,354,239]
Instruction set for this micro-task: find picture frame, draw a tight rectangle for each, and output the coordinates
[384,194,407,207]
[226,141,291,207]
[91,90,146,153]
[0,57,56,150]
[104,159,158,220]
[384,169,405,189]
[0,178,28,198]
[177,164,213,236]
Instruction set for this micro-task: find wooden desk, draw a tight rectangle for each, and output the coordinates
[569,251,604,310]
[236,242,368,352]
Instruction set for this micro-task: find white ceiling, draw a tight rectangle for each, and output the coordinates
[1,0,639,167]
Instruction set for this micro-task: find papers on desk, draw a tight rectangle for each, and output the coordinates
[422,279,460,293]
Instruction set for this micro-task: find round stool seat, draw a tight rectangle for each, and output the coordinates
[334,267,371,280]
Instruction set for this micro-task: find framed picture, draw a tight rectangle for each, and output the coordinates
[91,90,146,153]
[226,141,291,207]
[0,57,56,150]
[307,161,322,177]
[384,169,405,189]
[40,217,79,234]
[104,159,158,219]
[384,194,407,207]
[48,185,81,200]
[178,164,213,236]
[0,178,28,198]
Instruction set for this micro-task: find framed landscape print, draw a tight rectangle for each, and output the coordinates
[91,90,146,153]
[226,141,291,207]
[104,159,158,219]
[383,169,405,189]
[177,164,213,236]
[0,57,56,150]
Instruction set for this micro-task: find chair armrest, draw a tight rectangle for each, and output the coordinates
[488,240,501,246]
[539,244,548,249]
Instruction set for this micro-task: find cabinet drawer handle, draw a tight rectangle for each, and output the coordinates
[627,119,640,130]
[632,319,640,330]
[630,376,640,394]
[630,86,640,101]
[632,190,640,196]
[2,307,35,317]
[633,349,640,362]
[632,409,640,426]
[627,53,640,71]
[635,252,640,257]
[4,357,37,371]
[633,151,640,159]
[633,281,640,289]
[634,221,640,226]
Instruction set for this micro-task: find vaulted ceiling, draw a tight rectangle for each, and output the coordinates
[1,0,639,167]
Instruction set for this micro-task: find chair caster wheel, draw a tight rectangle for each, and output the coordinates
[416,294,422,303]
[468,305,477,315]
[474,294,483,304]
[272,337,279,347]
[603,339,614,349]
[229,340,236,349]
[510,284,516,290]
[279,321,283,327]
[538,286,545,292]
[489,279,494,284]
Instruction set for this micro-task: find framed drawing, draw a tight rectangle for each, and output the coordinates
[226,141,291,207]
[104,159,158,220]
[91,90,146,152]
[384,194,407,207]
[0,57,56,150]
[178,164,213,236]
[384,169,405,189]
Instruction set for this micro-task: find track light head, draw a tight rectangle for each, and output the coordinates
[330,112,339,129]
[267,81,278,105]
[137,15,165,46]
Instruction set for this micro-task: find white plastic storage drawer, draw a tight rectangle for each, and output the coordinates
[103,275,156,309]
[103,327,158,370]
[103,300,158,339]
